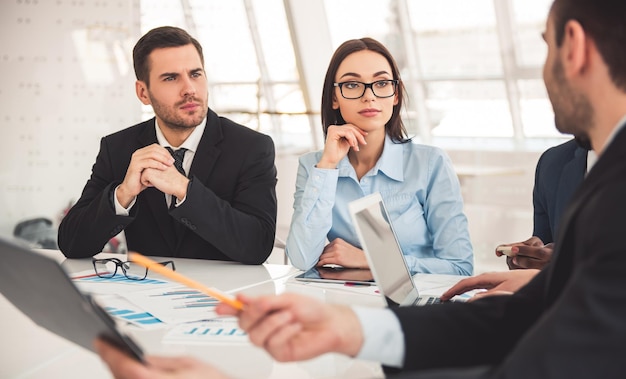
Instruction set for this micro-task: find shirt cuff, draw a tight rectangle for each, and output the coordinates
[173,176,193,207]
[305,166,339,202]
[352,306,405,368]
[113,185,136,216]
[173,195,186,207]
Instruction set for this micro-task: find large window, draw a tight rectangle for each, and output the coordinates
[139,0,310,151]
[324,0,562,148]
[139,0,564,152]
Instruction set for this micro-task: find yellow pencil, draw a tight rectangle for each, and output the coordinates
[128,252,244,310]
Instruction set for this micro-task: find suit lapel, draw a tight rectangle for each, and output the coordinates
[546,126,626,300]
[554,147,587,232]
[189,110,223,183]
[173,112,223,252]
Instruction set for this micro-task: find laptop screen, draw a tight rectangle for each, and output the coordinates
[349,193,418,306]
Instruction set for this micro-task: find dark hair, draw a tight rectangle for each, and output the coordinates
[132,26,204,86]
[551,0,626,92]
[321,37,409,142]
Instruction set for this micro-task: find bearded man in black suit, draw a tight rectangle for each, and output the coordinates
[58,26,277,264]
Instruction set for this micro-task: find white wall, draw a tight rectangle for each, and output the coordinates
[0,0,140,236]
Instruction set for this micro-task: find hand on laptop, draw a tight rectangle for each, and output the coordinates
[439,270,540,302]
[316,238,369,269]
[216,293,363,362]
[95,339,231,379]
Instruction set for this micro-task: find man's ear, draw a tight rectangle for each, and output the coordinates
[135,81,151,105]
[561,20,588,78]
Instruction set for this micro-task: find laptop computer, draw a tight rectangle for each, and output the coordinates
[0,236,144,361]
[349,192,451,307]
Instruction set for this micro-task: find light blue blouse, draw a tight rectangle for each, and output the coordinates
[285,135,473,275]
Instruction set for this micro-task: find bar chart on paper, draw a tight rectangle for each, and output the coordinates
[123,286,224,323]
[73,272,169,285]
[105,306,164,327]
[91,294,166,329]
[163,318,249,345]
[158,289,221,309]
[71,270,173,295]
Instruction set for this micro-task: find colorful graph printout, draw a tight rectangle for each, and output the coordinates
[105,306,163,327]
[123,286,224,323]
[91,294,166,329]
[73,272,169,285]
[71,270,174,295]
[163,318,249,345]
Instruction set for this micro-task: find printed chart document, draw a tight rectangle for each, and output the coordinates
[71,269,231,325]
[123,286,225,324]
[92,294,166,329]
[163,318,249,345]
[71,270,174,295]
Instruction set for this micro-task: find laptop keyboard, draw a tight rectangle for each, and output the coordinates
[425,296,441,305]
[414,296,441,306]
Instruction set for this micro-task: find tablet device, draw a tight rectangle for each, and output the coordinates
[294,266,375,285]
[0,236,144,362]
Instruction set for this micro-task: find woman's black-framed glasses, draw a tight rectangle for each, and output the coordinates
[92,257,175,280]
[333,79,399,99]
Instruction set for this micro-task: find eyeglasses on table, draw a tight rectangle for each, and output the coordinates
[92,257,175,280]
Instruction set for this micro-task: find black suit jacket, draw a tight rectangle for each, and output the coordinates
[390,126,626,378]
[58,109,277,264]
[532,139,587,244]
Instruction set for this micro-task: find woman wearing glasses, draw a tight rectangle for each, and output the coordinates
[285,38,473,275]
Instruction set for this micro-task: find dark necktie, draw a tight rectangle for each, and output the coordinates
[166,147,187,177]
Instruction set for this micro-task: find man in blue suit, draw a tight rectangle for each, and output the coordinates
[533,138,590,244]
[497,138,593,270]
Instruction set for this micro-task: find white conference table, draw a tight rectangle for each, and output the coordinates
[0,249,392,379]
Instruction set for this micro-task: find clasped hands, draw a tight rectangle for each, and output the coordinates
[116,144,189,208]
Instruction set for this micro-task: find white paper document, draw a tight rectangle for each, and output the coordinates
[92,294,167,329]
[163,318,249,345]
[71,269,174,295]
[123,286,225,324]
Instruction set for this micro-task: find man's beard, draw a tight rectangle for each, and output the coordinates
[550,58,594,145]
[149,94,207,130]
